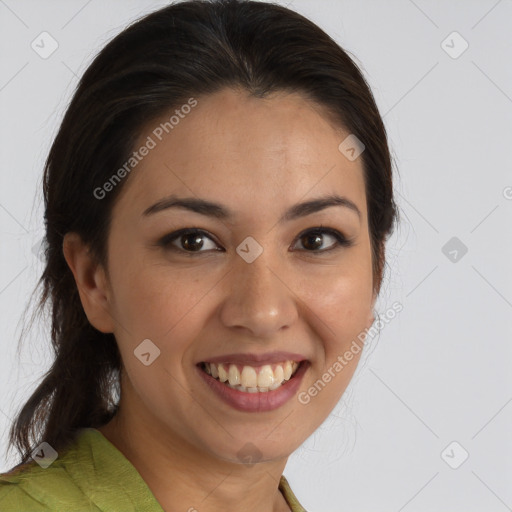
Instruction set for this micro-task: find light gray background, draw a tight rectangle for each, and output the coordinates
[1,1,511,510]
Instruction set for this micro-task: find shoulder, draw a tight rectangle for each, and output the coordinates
[0,463,80,511]
[0,428,164,512]
[0,429,101,511]
[0,463,40,511]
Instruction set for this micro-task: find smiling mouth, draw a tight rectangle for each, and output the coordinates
[199,360,302,393]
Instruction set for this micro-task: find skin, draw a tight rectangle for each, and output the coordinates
[63,87,377,512]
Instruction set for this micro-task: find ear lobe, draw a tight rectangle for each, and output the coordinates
[62,232,115,333]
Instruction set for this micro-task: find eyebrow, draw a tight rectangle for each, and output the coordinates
[142,194,361,222]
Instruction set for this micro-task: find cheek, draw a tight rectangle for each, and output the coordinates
[108,258,219,352]
[295,276,372,414]
[302,263,373,330]
[107,266,209,404]
[298,263,373,376]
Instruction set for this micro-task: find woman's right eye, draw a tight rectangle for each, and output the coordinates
[159,229,222,253]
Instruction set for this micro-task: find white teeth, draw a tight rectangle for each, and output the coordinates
[241,366,258,388]
[283,361,292,380]
[269,380,281,391]
[274,365,284,384]
[203,360,302,393]
[228,365,241,386]
[257,365,274,388]
[218,364,228,382]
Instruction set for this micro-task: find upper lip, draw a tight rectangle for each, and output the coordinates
[198,351,307,366]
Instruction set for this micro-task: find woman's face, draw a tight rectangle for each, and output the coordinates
[94,87,376,464]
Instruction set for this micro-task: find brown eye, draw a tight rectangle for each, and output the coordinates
[181,233,205,251]
[159,229,220,253]
[301,232,324,251]
[292,228,353,252]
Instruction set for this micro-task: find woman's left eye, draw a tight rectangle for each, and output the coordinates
[292,228,353,252]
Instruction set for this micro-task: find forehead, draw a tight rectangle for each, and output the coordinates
[113,87,367,223]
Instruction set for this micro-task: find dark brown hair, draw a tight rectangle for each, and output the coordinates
[5,0,398,471]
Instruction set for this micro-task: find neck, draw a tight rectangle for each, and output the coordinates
[98,400,291,512]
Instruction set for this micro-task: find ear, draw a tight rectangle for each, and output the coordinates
[62,232,115,333]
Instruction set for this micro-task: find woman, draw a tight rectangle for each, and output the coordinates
[0,0,398,510]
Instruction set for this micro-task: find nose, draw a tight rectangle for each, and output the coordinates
[218,251,299,338]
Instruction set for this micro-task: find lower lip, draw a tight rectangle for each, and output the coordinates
[196,361,309,412]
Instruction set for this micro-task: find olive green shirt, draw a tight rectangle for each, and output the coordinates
[0,428,307,511]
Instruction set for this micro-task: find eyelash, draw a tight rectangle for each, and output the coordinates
[157,226,354,255]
